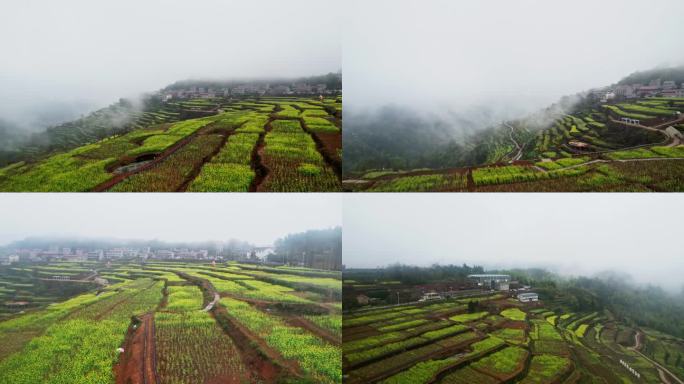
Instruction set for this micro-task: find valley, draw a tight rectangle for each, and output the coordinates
[0,260,342,383]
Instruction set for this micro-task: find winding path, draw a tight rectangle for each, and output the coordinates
[630,331,684,384]
[203,293,220,312]
[503,122,523,163]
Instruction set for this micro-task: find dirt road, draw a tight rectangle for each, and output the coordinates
[503,122,523,163]
[115,313,158,384]
[630,330,684,384]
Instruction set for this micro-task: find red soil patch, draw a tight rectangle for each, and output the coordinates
[310,131,341,172]
[502,320,528,330]
[114,313,158,384]
[343,325,381,342]
[251,117,275,192]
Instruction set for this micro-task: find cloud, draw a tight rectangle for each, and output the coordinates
[343,194,683,292]
[344,0,684,115]
[0,194,342,246]
[0,0,341,129]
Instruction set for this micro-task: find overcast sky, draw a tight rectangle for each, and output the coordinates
[0,0,340,125]
[0,194,341,246]
[344,0,684,114]
[344,194,683,292]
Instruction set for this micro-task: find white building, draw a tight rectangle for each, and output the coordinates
[105,249,124,259]
[468,274,511,291]
[662,80,676,89]
[87,250,104,261]
[155,250,175,259]
[419,292,443,302]
[615,85,635,98]
[517,292,539,302]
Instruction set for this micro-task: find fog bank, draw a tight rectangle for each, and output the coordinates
[0,194,342,246]
[343,194,683,292]
[344,0,684,115]
[0,0,341,129]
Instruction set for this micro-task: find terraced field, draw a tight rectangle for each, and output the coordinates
[345,97,684,192]
[343,292,684,383]
[0,261,342,383]
[0,96,342,192]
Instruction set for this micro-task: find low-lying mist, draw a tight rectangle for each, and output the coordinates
[0,0,340,156]
[342,0,684,174]
[343,94,579,175]
[343,194,684,293]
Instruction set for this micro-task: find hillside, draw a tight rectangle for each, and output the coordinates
[342,267,684,384]
[345,70,684,192]
[0,73,342,168]
[618,66,684,86]
[0,260,342,383]
[0,81,342,192]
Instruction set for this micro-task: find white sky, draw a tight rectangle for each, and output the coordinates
[344,0,684,113]
[344,194,684,291]
[0,0,340,122]
[0,194,342,246]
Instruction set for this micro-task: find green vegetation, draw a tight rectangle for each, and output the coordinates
[186,131,260,192]
[520,354,571,383]
[501,308,526,321]
[346,94,684,192]
[369,173,466,192]
[0,260,342,383]
[471,346,527,377]
[111,134,223,191]
[344,264,683,383]
[155,286,249,383]
[0,279,162,383]
[260,118,340,191]
[221,297,341,383]
[1,96,340,192]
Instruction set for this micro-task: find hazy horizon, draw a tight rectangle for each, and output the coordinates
[0,0,341,130]
[0,194,342,246]
[344,0,684,118]
[344,194,683,292]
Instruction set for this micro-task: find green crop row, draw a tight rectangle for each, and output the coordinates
[220,297,341,383]
[165,285,204,312]
[110,134,223,191]
[0,279,163,383]
[260,119,339,191]
[450,311,489,323]
[471,346,527,377]
[187,132,260,192]
[155,311,249,383]
[500,308,526,321]
[304,117,339,133]
[519,354,571,384]
[369,173,467,192]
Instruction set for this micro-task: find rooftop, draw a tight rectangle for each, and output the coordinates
[468,274,511,278]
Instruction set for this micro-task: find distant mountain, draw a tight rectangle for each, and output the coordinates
[618,65,684,86]
[165,72,342,92]
[0,72,341,168]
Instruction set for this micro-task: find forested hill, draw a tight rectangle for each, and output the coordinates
[345,264,684,339]
[503,269,684,339]
[0,97,162,167]
[0,72,342,168]
[618,65,684,85]
[165,72,342,91]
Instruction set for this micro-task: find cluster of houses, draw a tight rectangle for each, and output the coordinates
[593,78,684,102]
[160,81,338,101]
[0,244,278,265]
[354,274,540,307]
